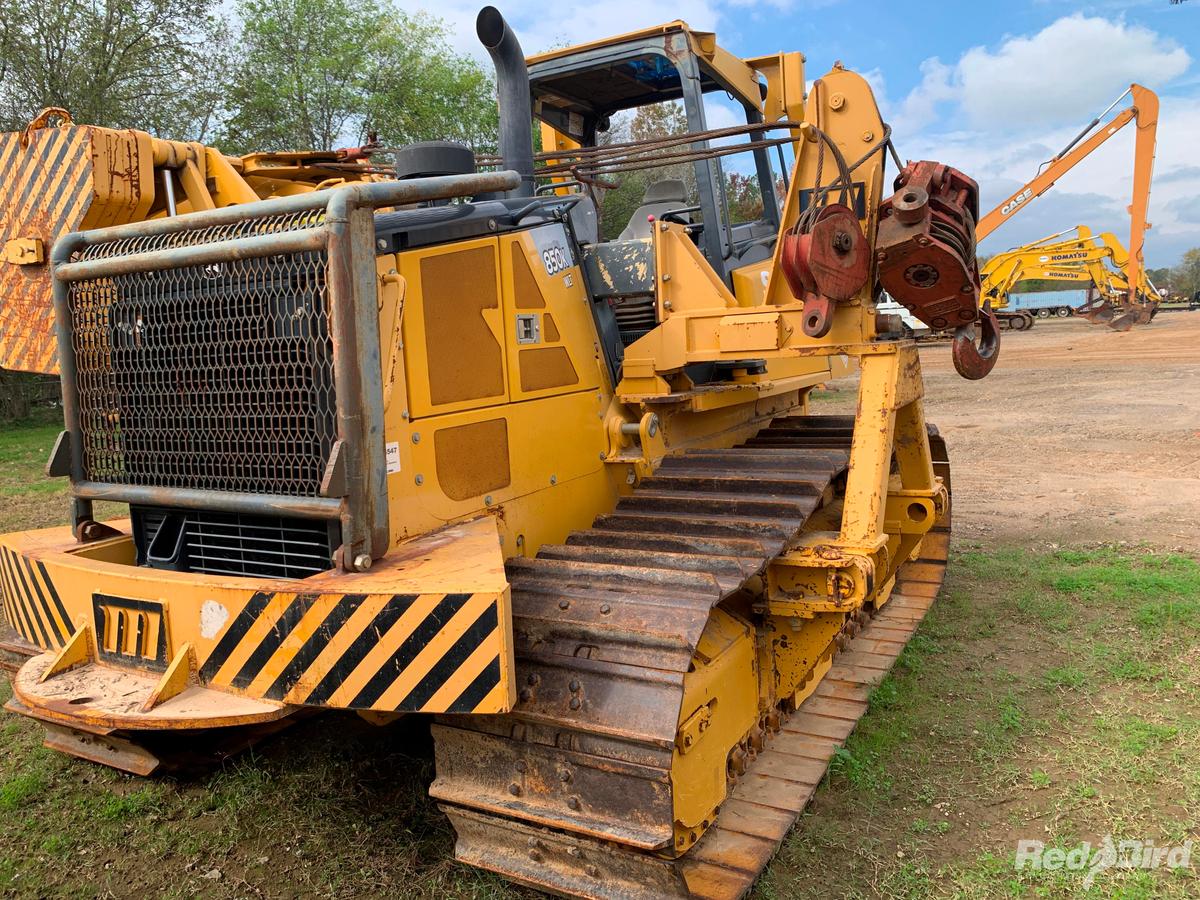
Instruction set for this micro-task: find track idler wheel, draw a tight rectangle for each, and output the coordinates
[952,300,1000,380]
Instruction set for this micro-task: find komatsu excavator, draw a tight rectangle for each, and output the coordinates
[980,226,1161,331]
[0,8,988,896]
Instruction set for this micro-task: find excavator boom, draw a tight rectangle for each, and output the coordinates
[976,85,1158,312]
[981,225,1160,330]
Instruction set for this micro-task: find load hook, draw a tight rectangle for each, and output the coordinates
[951,300,1000,380]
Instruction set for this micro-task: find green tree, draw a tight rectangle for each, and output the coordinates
[1171,249,1200,297]
[1145,266,1172,289]
[218,0,496,153]
[0,0,227,139]
[724,172,763,223]
[599,101,695,239]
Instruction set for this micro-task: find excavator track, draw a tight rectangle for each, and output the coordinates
[431,414,952,899]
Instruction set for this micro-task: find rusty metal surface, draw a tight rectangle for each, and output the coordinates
[877,161,982,332]
[436,421,954,899]
[0,126,107,373]
[432,416,863,894]
[952,301,1001,380]
[11,654,295,732]
[0,626,38,676]
[780,204,870,338]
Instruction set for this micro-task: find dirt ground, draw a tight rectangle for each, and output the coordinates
[821,311,1200,551]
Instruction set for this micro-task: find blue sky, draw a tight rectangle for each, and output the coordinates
[400,0,1199,267]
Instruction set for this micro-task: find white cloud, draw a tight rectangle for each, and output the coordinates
[892,14,1190,133]
[397,0,722,59]
[877,16,1195,266]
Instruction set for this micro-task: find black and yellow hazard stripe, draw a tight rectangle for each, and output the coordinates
[0,547,74,650]
[200,590,508,714]
[0,125,96,374]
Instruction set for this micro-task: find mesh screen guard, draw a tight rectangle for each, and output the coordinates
[67,246,337,497]
[52,171,520,571]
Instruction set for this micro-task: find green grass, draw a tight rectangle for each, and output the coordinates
[757,544,1200,899]
[0,414,1196,897]
[0,408,121,531]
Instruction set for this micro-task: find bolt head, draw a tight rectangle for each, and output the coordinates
[508,783,522,796]
[353,553,372,571]
[569,697,581,710]
[411,432,421,444]
[414,474,424,486]
[567,796,581,810]
[569,679,581,692]
[559,599,570,610]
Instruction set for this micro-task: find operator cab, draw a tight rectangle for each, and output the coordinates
[527,24,788,283]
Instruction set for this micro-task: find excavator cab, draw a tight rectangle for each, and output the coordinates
[526,23,796,287]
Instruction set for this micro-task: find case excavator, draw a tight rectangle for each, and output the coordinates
[0,8,988,897]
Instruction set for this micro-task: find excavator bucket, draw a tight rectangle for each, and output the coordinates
[1108,302,1154,332]
[1074,294,1116,325]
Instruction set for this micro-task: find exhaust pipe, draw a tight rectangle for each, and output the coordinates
[477,6,535,197]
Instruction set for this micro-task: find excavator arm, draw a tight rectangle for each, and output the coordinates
[980,225,1160,330]
[975,85,1158,317]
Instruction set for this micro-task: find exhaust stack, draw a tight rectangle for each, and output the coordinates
[477,6,535,198]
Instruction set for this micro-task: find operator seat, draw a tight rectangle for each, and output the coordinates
[618,179,690,240]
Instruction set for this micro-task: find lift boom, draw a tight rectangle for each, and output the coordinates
[976,85,1158,315]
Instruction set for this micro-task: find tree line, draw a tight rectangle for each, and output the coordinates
[0,0,498,152]
[1147,250,1200,298]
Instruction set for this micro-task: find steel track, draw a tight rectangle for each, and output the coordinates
[431,415,952,899]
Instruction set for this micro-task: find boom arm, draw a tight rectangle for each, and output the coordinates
[976,85,1158,308]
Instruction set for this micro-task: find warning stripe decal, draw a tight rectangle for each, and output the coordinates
[200,590,508,714]
[0,126,97,374]
[0,547,74,650]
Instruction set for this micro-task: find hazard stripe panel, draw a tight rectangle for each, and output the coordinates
[0,547,74,650]
[0,125,97,374]
[200,590,509,714]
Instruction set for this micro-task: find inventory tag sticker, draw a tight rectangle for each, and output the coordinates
[386,441,401,474]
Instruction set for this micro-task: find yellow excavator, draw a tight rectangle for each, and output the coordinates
[979,226,1161,331]
[957,84,1159,344]
[0,8,991,896]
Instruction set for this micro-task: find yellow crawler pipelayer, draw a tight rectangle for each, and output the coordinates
[0,8,961,896]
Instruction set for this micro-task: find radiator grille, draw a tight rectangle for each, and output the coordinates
[67,226,337,497]
[133,506,336,580]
